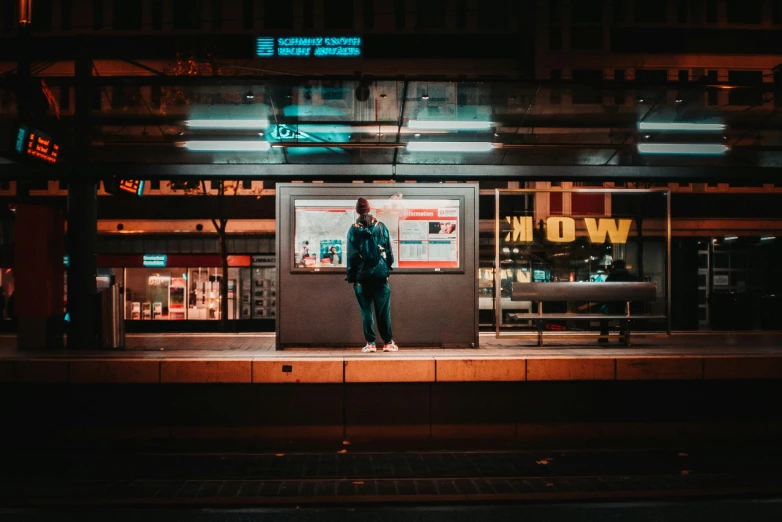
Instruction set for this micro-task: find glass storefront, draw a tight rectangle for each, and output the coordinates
[120,264,276,321]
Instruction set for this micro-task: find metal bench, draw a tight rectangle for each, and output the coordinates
[510,282,666,346]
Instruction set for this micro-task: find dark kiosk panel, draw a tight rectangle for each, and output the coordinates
[276,183,479,348]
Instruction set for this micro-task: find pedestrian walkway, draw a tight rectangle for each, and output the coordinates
[1,332,781,383]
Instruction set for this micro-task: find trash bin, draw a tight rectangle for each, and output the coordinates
[760,294,782,330]
[99,285,125,348]
[708,291,755,330]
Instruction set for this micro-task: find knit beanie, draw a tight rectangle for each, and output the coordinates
[356,197,371,215]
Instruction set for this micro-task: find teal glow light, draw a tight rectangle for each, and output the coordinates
[143,254,167,268]
[637,143,729,155]
[255,36,361,57]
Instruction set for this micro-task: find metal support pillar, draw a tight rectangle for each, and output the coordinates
[66,38,98,349]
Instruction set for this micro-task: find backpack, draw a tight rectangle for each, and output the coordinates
[357,223,389,281]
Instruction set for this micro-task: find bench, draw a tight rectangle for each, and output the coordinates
[510,282,666,346]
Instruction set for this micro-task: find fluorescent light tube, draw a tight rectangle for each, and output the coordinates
[184,141,271,151]
[408,120,494,130]
[406,141,496,152]
[760,237,775,241]
[637,143,729,155]
[185,119,270,129]
[638,122,725,132]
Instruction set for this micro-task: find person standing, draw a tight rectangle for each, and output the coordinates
[599,259,636,343]
[346,197,398,353]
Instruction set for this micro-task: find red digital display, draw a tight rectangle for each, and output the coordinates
[25,131,59,163]
[118,179,144,196]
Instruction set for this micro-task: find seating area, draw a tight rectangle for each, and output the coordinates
[511,282,667,346]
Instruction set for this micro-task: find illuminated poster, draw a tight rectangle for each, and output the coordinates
[294,198,460,270]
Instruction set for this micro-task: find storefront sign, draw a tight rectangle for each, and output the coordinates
[504,217,633,244]
[14,125,60,163]
[143,254,167,268]
[256,36,362,57]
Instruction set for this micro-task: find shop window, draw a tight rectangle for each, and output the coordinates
[212,0,222,30]
[302,0,313,29]
[634,0,666,23]
[151,0,163,29]
[548,26,562,51]
[173,0,202,30]
[364,0,375,29]
[416,0,445,29]
[395,0,406,29]
[455,0,466,29]
[325,0,354,30]
[571,1,602,24]
[727,0,761,24]
[242,0,253,29]
[571,69,603,105]
[125,268,190,320]
[93,0,103,30]
[705,0,717,23]
[113,0,141,29]
[61,0,72,30]
[32,0,52,31]
[570,26,603,50]
[677,0,689,23]
[728,70,763,106]
[265,1,292,29]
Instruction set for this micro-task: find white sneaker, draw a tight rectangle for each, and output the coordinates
[361,342,377,353]
[383,341,398,352]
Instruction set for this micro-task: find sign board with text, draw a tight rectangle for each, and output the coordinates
[256,36,362,57]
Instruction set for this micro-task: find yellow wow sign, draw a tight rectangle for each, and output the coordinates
[504,216,633,244]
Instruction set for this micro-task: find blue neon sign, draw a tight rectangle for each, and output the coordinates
[256,36,362,58]
[143,254,167,268]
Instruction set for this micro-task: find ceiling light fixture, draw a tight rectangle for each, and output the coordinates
[636,143,729,155]
[184,119,270,130]
[638,122,726,132]
[183,140,272,152]
[406,141,497,152]
[408,120,493,130]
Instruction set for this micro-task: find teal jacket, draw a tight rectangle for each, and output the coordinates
[346,218,394,283]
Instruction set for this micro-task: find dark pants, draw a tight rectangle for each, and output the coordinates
[354,279,393,344]
[599,302,623,337]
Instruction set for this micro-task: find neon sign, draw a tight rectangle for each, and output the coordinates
[118,180,145,197]
[143,254,167,268]
[256,36,362,57]
[15,126,60,164]
[504,217,633,244]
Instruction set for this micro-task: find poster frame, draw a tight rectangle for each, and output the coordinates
[288,194,467,275]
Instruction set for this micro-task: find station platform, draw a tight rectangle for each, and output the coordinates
[1,332,781,384]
